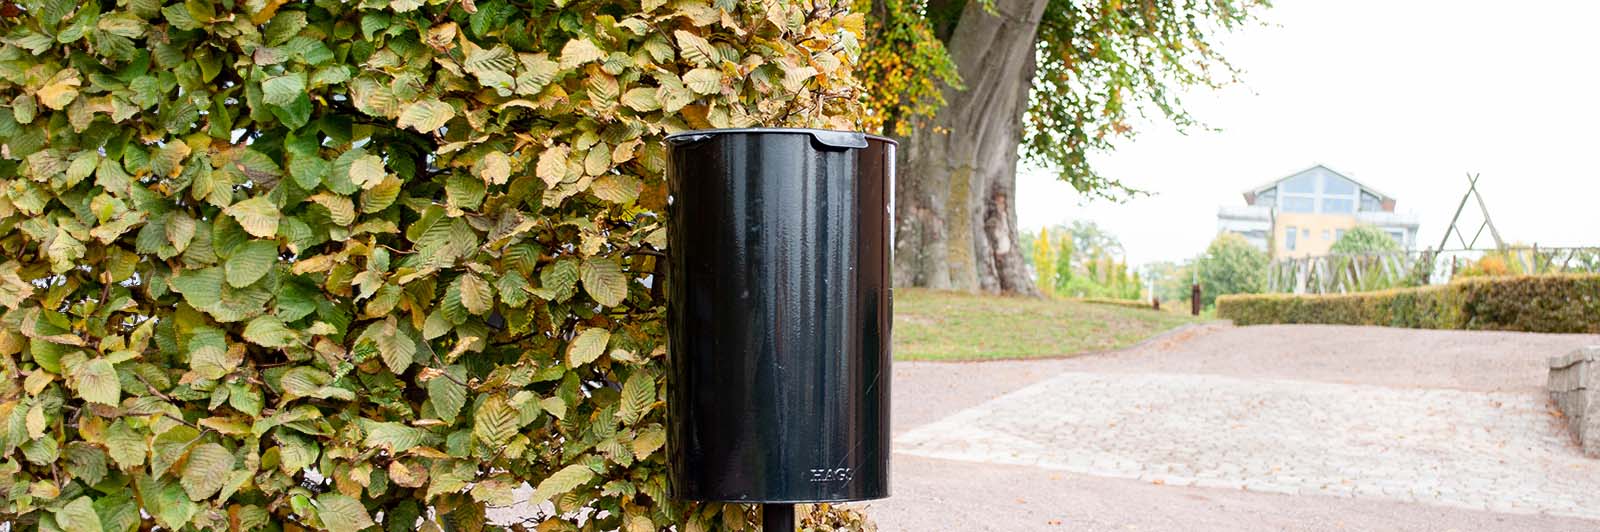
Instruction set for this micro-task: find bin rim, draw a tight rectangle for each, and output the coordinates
[663,127,897,148]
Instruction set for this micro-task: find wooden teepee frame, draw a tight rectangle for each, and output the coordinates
[1436,173,1504,251]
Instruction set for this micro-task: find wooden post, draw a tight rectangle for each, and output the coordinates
[1191,284,1201,316]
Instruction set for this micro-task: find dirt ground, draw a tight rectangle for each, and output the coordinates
[867,324,1600,531]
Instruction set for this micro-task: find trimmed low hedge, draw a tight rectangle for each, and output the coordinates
[1073,297,1158,311]
[1216,274,1600,333]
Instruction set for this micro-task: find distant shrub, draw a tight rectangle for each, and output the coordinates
[1329,225,1400,255]
[1196,233,1268,307]
[1459,255,1515,277]
[1216,274,1600,333]
[1456,247,1539,278]
[1032,227,1058,295]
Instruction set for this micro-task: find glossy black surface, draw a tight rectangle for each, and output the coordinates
[665,129,894,503]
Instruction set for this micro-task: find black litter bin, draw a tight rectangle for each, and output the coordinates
[664,128,894,504]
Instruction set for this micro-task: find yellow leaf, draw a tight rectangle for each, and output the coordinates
[458,273,493,315]
[631,424,666,459]
[476,151,511,185]
[360,175,402,213]
[683,68,722,95]
[251,0,290,24]
[537,145,571,187]
[425,21,458,51]
[611,139,643,164]
[559,38,604,69]
[579,257,627,307]
[224,197,281,239]
[348,154,387,189]
[590,175,642,204]
[528,464,594,504]
[37,68,81,110]
[584,142,611,176]
[397,99,455,133]
[674,30,719,68]
[310,193,356,226]
[565,327,609,367]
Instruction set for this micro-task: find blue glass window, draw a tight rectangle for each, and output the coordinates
[1256,188,1277,207]
[1322,174,1356,195]
[1283,173,1317,193]
[1360,191,1383,211]
[1321,198,1354,213]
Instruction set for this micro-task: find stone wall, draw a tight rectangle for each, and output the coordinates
[1549,346,1600,458]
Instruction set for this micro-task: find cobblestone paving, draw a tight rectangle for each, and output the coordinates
[895,372,1600,520]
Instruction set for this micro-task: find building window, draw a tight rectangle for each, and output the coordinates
[1322,229,1331,240]
[1256,189,1277,208]
[1335,229,1346,240]
[1283,173,1317,193]
[1277,169,1362,214]
[1286,226,1298,251]
[1322,174,1357,195]
[1360,191,1383,212]
[1387,230,1405,247]
[1321,198,1354,213]
[1283,196,1315,213]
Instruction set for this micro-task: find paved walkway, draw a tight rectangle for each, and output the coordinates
[898,372,1600,518]
[873,325,1600,531]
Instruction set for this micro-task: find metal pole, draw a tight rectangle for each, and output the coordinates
[763,503,794,532]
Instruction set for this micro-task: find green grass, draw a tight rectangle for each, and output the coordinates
[893,288,1203,361]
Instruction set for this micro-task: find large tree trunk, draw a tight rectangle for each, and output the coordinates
[892,0,1046,294]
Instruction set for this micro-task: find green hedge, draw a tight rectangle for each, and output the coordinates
[1216,274,1600,333]
[0,0,868,530]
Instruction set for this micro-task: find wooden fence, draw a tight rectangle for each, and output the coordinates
[1266,246,1600,295]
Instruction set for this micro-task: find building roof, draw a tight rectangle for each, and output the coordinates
[1242,164,1396,202]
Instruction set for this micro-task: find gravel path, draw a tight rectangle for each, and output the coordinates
[873,324,1600,531]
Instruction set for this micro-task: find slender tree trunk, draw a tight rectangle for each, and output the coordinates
[892,0,1046,294]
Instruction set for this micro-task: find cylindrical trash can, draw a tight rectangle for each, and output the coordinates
[664,128,894,503]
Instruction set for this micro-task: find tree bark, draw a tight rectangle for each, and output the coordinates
[893,0,1046,294]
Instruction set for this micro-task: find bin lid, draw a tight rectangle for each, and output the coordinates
[664,128,897,150]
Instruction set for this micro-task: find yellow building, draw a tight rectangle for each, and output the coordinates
[1217,165,1419,260]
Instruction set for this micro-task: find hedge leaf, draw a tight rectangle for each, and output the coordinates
[0,0,868,528]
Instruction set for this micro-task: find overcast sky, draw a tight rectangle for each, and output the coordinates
[1015,0,1600,267]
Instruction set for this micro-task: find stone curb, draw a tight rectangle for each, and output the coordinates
[1548,345,1600,457]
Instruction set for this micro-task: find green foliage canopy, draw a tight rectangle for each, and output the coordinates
[1026,0,1266,198]
[1196,233,1267,307]
[1030,227,1057,295]
[0,0,864,530]
[852,0,959,135]
[1022,221,1141,300]
[859,0,1267,197]
[1329,225,1400,255]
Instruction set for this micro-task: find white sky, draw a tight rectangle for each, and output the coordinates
[1016,0,1600,267]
